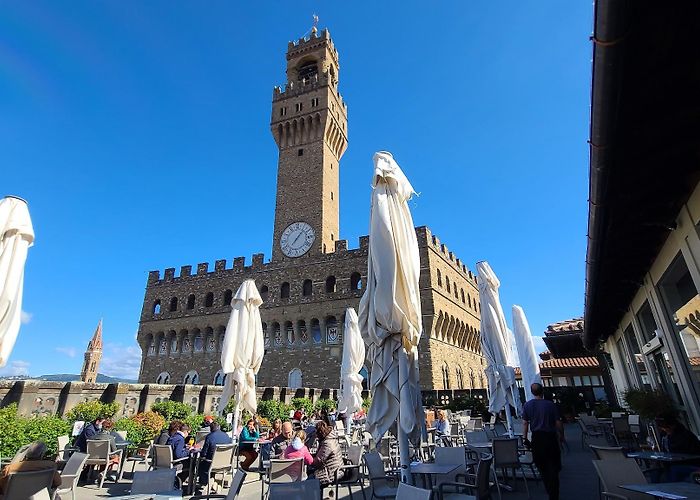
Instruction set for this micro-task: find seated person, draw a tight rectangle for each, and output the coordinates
[283,430,314,465]
[239,419,260,471]
[270,422,294,457]
[0,442,61,495]
[166,423,191,483]
[197,422,232,485]
[93,419,122,476]
[656,414,700,481]
[157,420,182,445]
[267,419,282,440]
[74,416,106,453]
[309,421,343,488]
[199,415,214,433]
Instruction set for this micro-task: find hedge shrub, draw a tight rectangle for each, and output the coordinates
[290,397,313,415]
[114,411,166,450]
[65,401,119,423]
[0,404,71,459]
[151,401,193,421]
[313,398,336,413]
[256,400,291,421]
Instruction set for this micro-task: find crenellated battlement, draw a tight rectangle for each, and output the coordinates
[286,28,338,61]
[272,72,346,109]
[145,234,372,285]
[421,226,478,285]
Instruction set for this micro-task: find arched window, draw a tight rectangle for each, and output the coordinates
[298,320,308,343]
[170,335,178,353]
[204,292,214,307]
[263,322,270,347]
[297,60,318,82]
[456,366,464,389]
[469,369,475,389]
[187,294,195,310]
[442,362,451,389]
[302,279,312,297]
[461,289,465,304]
[437,270,442,287]
[260,285,269,300]
[446,277,451,293]
[184,370,199,385]
[325,276,336,293]
[194,334,203,352]
[454,287,459,299]
[288,368,302,389]
[213,370,224,386]
[156,372,170,384]
[285,321,294,344]
[153,300,161,315]
[169,297,178,312]
[350,272,362,291]
[467,294,472,309]
[281,282,290,299]
[272,322,282,346]
[311,318,321,344]
[223,289,233,306]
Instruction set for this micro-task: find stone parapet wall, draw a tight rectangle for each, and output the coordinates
[0,380,489,418]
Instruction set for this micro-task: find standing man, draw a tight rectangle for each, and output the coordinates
[522,383,564,500]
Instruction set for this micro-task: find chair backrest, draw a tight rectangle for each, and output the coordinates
[196,430,210,444]
[587,434,610,447]
[377,436,392,457]
[590,445,626,460]
[10,444,31,464]
[613,416,631,435]
[153,444,174,468]
[397,481,432,500]
[363,450,386,479]
[492,438,519,466]
[628,414,640,426]
[225,469,247,500]
[131,469,177,494]
[211,443,236,470]
[450,422,461,435]
[592,459,648,500]
[578,419,589,433]
[465,430,489,444]
[269,458,304,482]
[347,444,363,466]
[268,478,321,500]
[61,451,89,479]
[86,440,110,460]
[580,415,599,428]
[4,467,57,498]
[475,454,494,498]
[611,412,625,418]
[115,430,128,441]
[336,419,345,432]
[435,446,467,468]
[57,435,70,454]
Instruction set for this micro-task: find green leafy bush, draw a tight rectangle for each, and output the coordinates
[151,401,193,421]
[66,401,119,423]
[362,397,372,411]
[23,415,71,458]
[256,400,291,421]
[623,389,676,421]
[313,398,336,413]
[290,397,313,415]
[0,404,71,459]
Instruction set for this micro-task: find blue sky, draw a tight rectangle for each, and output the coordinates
[2,2,592,380]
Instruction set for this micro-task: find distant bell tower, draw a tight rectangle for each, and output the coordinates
[270,22,348,261]
[81,319,103,383]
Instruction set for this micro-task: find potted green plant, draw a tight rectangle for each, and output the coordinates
[622,388,677,421]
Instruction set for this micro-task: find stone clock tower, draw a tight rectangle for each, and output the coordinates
[270,27,348,261]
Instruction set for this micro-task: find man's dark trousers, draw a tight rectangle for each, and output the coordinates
[531,430,561,500]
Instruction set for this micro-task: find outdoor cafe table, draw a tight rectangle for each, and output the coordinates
[185,446,201,495]
[620,482,700,499]
[115,440,132,479]
[410,462,460,489]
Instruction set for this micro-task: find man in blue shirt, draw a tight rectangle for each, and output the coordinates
[522,383,564,500]
[74,416,105,453]
[197,422,232,485]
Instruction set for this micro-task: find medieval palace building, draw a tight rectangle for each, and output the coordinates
[137,27,486,390]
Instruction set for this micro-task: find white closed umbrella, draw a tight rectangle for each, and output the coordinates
[477,261,521,436]
[338,307,365,431]
[0,196,34,368]
[359,151,423,484]
[220,279,264,435]
[512,305,542,401]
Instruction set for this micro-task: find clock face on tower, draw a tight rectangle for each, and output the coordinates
[280,222,315,258]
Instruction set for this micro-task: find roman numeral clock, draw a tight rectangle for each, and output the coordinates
[280,222,315,258]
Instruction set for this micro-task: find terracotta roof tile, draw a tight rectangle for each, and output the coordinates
[515,356,600,375]
[545,317,584,335]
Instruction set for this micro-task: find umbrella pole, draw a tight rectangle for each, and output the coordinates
[232,384,241,440]
[397,419,413,485]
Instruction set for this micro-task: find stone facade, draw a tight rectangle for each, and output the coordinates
[136,27,486,391]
